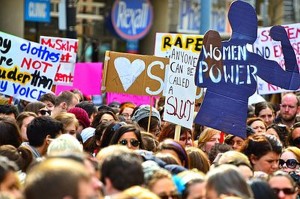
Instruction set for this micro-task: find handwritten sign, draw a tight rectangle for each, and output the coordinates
[164,46,197,129]
[55,62,102,95]
[0,31,61,102]
[155,32,204,101]
[40,36,78,86]
[102,51,169,96]
[194,1,300,138]
[253,23,300,94]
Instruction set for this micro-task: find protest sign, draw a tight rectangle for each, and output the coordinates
[253,23,300,94]
[0,31,61,102]
[163,46,197,129]
[102,51,169,96]
[194,1,300,138]
[40,36,78,86]
[106,92,158,106]
[55,62,102,95]
[154,33,204,101]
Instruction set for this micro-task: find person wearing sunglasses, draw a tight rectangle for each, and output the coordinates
[289,122,300,148]
[279,147,300,173]
[109,124,144,150]
[268,170,298,199]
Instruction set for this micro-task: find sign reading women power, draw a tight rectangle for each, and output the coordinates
[194,1,300,138]
[102,51,169,96]
[0,31,61,102]
[253,23,300,94]
[164,46,197,129]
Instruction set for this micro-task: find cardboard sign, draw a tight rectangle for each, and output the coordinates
[40,36,78,86]
[164,46,197,129]
[0,31,61,102]
[55,62,102,95]
[253,23,300,94]
[102,51,169,96]
[155,32,204,101]
[194,1,300,138]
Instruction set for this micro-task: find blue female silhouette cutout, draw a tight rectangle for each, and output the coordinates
[194,1,300,138]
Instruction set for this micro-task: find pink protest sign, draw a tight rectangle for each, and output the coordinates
[55,62,102,95]
[106,92,158,106]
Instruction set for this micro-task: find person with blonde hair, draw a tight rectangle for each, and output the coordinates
[279,146,300,173]
[47,134,83,155]
[197,128,221,153]
[186,146,210,173]
[217,150,253,180]
[54,112,79,136]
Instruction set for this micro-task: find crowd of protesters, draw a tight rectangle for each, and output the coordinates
[0,90,299,199]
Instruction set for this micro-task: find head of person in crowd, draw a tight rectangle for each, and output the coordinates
[289,122,300,148]
[16,111,37,142]
[24,157,97,199]
[80,127,96,155]
[119,102,136,121]
[146,169,180,199]
[0,104,19,119]
[157,139,189,169]
[47,134,83,155]
[249,178,278,199]
[198,127,221,153]
[0,145,33,173]
[99,121,123,149]
[158,123,193,147]
[239,134,282,175]
[76,101,98,123]
[100,148,144,196]
[177,170,205,199]
[185,146,210,173]
[155,152,181,166]
[247,117,267,134]
[108,101,121,114]
[26,116,63,157]
[0,117,22,148]
[208,143,232,165]
[54,112,79,136]
[267,123,289,147]
[91,110,118,128]
[277,92,300,129]
[205,164,254,199]
[0,156,22,199]
[110,124,144,150]
[24,101,51,116]
[255,101,275,127]
[224,134,245,151]
[51,91,79,117]
[110,185,160,199]
[268,170,298,199]
[131,105,161,137]
[68,107,90,133]
[38,92,56,111]
[141,131,159,152]
[70,89,84,102]
[279,146,300,173]
[248,104,255,118]
[217,150,253,180]
[91,121,111,155]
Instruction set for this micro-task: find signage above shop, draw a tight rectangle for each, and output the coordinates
[24,0,50,23]
[111,0,153,40]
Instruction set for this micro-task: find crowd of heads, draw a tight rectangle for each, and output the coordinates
[0,90,299,199]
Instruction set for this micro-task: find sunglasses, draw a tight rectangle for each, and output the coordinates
[279,159,300,169]
[39,110,51,115]
[118,139,140,147]
[273,188,296,195]
[158,193,181,199]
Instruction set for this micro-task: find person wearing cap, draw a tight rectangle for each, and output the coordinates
[131,105,161,137]
[68,107,90,134]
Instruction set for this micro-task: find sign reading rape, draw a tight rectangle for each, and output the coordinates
[194,1,300,138]
[102,51,169,96]
[164,46,197,129]
[0,31,61,102]
[253,23,300,94]
[40,36,78,85]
